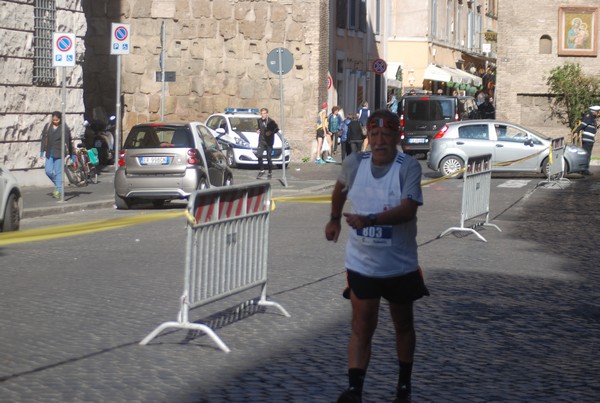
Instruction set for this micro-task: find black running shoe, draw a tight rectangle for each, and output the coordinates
[337,388,362,403]
[256,170,265,179]
[393,383,412,403]
[267,172,272,179]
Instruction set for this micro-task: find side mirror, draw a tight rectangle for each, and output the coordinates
[524,138,534,147]
[215,128,226,137]
[109,115,116,122]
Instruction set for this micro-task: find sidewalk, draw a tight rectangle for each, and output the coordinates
[20,161,343,219]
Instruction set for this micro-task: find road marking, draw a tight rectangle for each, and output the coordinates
[497,179,532,188]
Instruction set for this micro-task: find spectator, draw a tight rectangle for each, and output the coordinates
[358,101,370,151]
[328,106,343,158]
[478,96,496,119]
[345,114,364,157]
[575,105,599,175]
[340,113,352,161]
[325,109,429,403]
[315,102,329,164]
[255,107,278,179]
[39,111,73,199]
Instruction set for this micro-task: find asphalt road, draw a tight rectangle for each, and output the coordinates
[1,162,599,402]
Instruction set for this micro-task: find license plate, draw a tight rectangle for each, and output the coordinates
[140,156,171,165]
[408,137,428,144]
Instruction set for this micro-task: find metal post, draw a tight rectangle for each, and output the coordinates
[160,21,166,121]
[60,66,66,202]
[114,54,122,173]
[277,49,288,187]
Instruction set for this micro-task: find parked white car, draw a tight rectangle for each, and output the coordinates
[0,164,23,232]
[205,108,291,168]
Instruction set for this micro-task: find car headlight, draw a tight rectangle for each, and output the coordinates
[234,137,251,148]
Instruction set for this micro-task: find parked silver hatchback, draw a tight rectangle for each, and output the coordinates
[427,120,589,177]
[114,122,233,209]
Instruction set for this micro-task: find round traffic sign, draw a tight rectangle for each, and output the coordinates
[266,48,294,75]
[327,75,332,89]
[56,35,73,52]
[114,26,129,41]
[372,58,387,75]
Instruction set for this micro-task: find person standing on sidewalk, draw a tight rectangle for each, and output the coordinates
[315,102,329,164]
[40,111,72,199]
[328,106,343,158]
[256,107,278,179]
[346,114,364,157]
[325,109,429,403]
[358,101,370,151]
[575,105,599,175]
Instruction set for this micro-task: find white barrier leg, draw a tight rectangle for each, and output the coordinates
[139,321,231,353]
[257,285,291,317]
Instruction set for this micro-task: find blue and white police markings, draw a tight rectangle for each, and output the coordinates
[372,58,387,75]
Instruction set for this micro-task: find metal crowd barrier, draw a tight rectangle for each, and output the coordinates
[539,137,569,188]
[140,182,290,352]
[438,154,501,242]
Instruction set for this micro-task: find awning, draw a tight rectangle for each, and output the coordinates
[387,79,402,88]
[441,66,482,86]
[423,64,452,82]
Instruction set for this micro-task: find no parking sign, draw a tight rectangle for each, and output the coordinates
[111,23,131,55]
[52,33,76,67]
[372,58,387,75]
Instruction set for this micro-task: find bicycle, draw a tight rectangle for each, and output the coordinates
[65,140,99,186]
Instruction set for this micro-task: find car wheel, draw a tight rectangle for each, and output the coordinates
[197,177,208,190]
[440,155,464,178]
[226,149,236,168]
[1,193,20,232]
[115,194,132,210]
[542,157,550,176]
[223,174,233,186]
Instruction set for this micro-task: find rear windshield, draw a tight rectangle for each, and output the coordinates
[406,99,454,121]
[124,126,193,149]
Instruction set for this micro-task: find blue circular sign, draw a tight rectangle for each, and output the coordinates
[372,58,387,75]
[115,26,128,41]
[56,36,73,52]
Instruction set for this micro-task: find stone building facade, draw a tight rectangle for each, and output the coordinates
[496,1,599,137]
[1,0,328,185]
[0,0,86,183]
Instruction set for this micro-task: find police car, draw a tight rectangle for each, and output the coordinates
[205,108,290,168]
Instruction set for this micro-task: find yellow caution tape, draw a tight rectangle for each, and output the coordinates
[492,148,546,167]
[0,210,185,247]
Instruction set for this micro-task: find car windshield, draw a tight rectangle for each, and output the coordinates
[406,99,454,120]
[230,117,258,133]
[124,126,193,148]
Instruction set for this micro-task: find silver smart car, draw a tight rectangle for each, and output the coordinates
[114,122,233,209]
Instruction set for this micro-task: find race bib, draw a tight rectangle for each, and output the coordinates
[356,225,392,246]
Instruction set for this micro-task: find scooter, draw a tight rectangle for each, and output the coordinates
[85,115,115,165]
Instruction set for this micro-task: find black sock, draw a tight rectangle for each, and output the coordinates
[398,361,413,390]
[348,368,366,394]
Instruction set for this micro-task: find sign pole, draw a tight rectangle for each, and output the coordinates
[277,49,288,187]
[114,54,122,173]
[160,21,166,121]
[52,32,75,202]
[60,66,67,202]
[266,47,293,188]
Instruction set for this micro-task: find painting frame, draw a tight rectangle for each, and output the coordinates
[558,6,598,56]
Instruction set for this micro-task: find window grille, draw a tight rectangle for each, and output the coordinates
[33,0,56,86]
